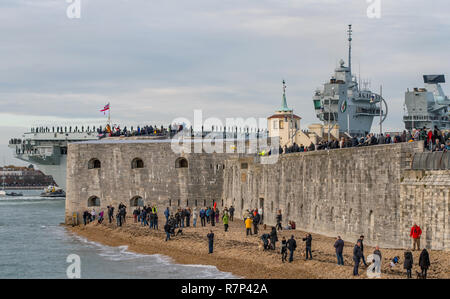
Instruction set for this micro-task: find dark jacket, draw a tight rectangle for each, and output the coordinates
[287,238,297,251]
[302,235,312,247]
[353,245,363,261]
[207,232,214,242]
[419,249,430,269]
[270,228,278,243]
[357,238,364,252]
[334,239,344,254]
[404,251,413,270]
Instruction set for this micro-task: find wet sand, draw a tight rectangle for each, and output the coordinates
[66,218,450,279]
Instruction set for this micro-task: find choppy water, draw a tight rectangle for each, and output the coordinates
[0,191,235,279]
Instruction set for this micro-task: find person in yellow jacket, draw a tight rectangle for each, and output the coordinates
[245,217,253,236]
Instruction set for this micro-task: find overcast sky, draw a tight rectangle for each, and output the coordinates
[1,0,449,148]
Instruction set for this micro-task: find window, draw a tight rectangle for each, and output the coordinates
[273,120,278,129]
[88,158,101,169]
[279,120,284,129]
[130,196,144,207]
[241,163,248,169]
[88,196,100,207]
[175,157,188,168]
[131,158,144,169]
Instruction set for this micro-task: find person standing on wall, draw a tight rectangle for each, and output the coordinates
[207,230,214,254]
[357,235,368,267]
[410,223,422,251]
[334,236,345,266]
[302,233,313,260]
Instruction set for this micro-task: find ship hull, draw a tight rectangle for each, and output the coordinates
[33,156,67,191]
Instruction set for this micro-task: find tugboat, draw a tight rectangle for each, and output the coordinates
[40,185,66,198]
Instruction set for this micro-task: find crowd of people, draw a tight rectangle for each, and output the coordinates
[81,203,432,279]
[278,126,450,155]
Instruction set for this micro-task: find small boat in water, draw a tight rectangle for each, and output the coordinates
[6,192,23,197]
[40,185,66,198]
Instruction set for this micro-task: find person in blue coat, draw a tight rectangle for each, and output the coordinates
[164,207,170,223]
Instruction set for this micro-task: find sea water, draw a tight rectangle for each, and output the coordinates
[0,190,235,279]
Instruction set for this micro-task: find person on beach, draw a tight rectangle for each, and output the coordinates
[186,207,191,227]
[261,233,270,250]
[334,236,344,265]
[353,241,363,276]
[98,210,104,224]
[133,208,139,223]
[229,205,235,221]
[404,250,413,279]
[276,210,282,231]
[410,223,422,251]
[91,209,96,221]
[357,235,367,267]
[210,208,216,226]
[222,212,229,232]
[180,208,186,228]
[200,208,206,227]
[419,248,430,279]
[83,210,89,225]
[302,234,313,260]
[164,222,171,241]
[215,207,220,224]
[116,211,122,227]
[207,230,214,254]
[108,206,114,224]
[164,207,170,223]
[372,246,382,274]
[193,207,198,227]
[287,235,297,263]
[281,237,288,263]
[269,226,278,250]
[253,210,260,235]
[245,216,253,236]
[206,207,211,224]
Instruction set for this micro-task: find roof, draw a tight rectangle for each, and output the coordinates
[267,113,301,120]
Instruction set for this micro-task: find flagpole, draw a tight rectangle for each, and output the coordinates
[108,102,111,127]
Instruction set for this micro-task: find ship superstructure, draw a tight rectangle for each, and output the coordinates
[9,129,98,190]
[403,75,450,130]
[313,25,388,137]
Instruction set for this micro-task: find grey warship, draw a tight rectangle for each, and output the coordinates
[403,75,450,130]
[312,25,388,137]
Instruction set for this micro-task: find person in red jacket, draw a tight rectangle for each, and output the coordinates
[410,223,422,251]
